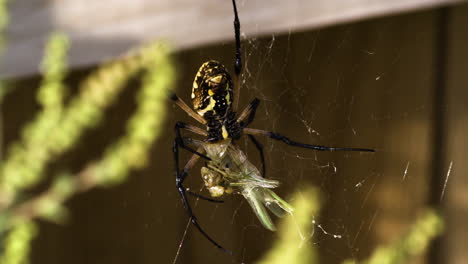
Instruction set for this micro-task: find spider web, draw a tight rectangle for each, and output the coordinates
[0,3,459,264]
[167,8,451,264]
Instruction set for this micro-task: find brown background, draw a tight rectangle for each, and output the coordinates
[2,3,467,264]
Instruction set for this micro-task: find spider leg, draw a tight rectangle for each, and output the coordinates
[171,93,207,124]
[247,134,266,177]
[232,0,241,111]
[175,122,211,160]
[173,142,231,254]
[179,135,224,203]
[243,128,375,152]
[237,98,260,127]
[176,129,224,209]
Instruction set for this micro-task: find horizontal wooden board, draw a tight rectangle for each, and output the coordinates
[1,0,465,78]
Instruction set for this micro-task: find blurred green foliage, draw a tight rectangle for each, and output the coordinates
[344,210,443,264]
[256,187,443,264]
[0,33,69,202]
[257,187,320,264]
[0,30,176,262]
[0,221,36,264]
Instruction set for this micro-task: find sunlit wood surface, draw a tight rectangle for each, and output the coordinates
[1,0,465,77]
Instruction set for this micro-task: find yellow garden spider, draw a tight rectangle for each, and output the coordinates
[170,0,374,253]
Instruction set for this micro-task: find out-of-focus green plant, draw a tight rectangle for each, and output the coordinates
[343,210,443,264]
[256,188,443,264]
[0,39,175,207]
[0,33,69,206]
[0,30,175,262]
[7,42,175,225]
[0,221,37,264]
[257,187,320,264]
[85,43,175,186]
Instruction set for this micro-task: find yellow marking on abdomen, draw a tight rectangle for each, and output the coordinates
[197,96,217,116]
[222,125,229,139]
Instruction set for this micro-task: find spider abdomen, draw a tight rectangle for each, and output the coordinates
[192,60,233,119]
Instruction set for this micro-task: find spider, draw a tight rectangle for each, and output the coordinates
[170,0,374,253]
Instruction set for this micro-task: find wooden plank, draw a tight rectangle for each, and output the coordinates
[443,4,468,264]
[1,0,465,78]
